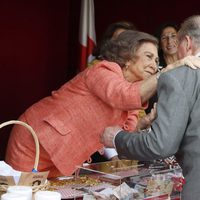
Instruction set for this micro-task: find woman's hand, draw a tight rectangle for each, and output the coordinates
[136,103,157,132]
[164,56,200,72]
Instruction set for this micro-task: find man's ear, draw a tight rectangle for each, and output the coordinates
[185,35,193,53]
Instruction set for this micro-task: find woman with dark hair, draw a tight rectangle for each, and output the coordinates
[156,22,179,67]
[146,22,179,114]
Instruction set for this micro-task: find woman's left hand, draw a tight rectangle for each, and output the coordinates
[136,103,157,132]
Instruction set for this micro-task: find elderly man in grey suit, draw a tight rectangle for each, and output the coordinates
[100,15,200,200]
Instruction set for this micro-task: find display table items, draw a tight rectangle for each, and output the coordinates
[48,159,183,199]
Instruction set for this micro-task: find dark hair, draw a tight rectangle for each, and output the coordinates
[154,22,179,67]
[155,22,179,40]
[93,21,137,58]
[100,30,158,68]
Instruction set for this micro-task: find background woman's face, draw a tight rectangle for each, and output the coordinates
[123,42,158,82]
[160,27,178,56]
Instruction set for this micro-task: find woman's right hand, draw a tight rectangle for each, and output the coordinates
[164,56,200,72]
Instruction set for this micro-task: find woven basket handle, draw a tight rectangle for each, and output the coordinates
[0,120,39,171]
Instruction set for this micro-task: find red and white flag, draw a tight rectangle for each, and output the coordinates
[79,0,96,71]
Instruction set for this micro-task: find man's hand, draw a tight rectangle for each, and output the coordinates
[100,126,122,148]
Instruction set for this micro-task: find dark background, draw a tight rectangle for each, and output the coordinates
[0,0,199,159]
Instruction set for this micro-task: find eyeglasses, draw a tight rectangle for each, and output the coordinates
[161,33,177,41]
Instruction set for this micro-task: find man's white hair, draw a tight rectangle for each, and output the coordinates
[178,15,200,49]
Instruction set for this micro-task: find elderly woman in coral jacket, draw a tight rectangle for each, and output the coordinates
[5,30,198,178]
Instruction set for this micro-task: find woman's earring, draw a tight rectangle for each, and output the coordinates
[125,65,129,70]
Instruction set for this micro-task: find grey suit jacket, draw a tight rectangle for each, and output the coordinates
[115,66,200,200]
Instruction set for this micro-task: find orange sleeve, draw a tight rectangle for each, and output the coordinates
[85,60,143,110]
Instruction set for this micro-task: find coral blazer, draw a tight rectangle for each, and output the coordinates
[6,60,145,177]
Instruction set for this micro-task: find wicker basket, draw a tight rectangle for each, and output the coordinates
[0,120,49,193]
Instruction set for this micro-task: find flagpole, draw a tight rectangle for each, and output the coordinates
[79,0,96,71]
